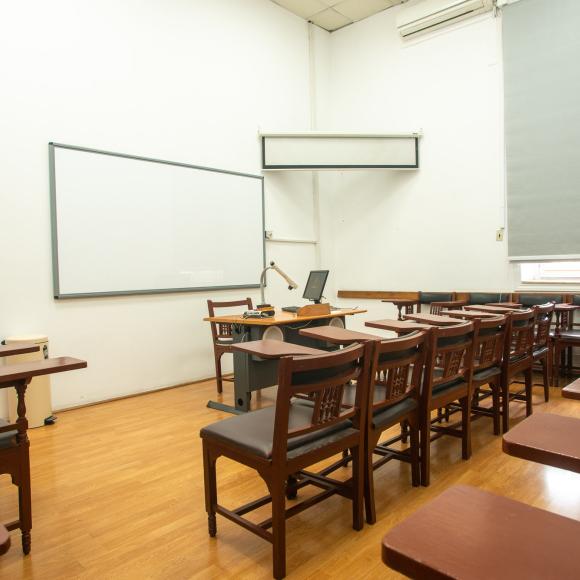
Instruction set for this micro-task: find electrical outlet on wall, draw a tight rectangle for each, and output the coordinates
[496,228,504,242]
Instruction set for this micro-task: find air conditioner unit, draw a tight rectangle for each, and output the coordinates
[396,0,494,38]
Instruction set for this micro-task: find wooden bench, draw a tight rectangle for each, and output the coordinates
[562,377,580,400]
[382,484,580,579]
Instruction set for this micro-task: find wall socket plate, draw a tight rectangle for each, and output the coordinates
[496,229,504,242]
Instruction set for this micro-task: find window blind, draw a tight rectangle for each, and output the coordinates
[503,0,580,259]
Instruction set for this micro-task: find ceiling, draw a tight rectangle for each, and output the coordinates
[271,0,406,32]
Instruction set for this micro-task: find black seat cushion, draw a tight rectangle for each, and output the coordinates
[372,397,417,430]
[0,419,17,450]
[200,404,355,460]
[473,365,501,383]
[555,331,580,341]
[432,378,467,401]
[533,346,549,358]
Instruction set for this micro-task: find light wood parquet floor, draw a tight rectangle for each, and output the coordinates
[2,376,580,579]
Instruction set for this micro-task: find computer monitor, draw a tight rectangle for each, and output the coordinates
[302,270,329,304]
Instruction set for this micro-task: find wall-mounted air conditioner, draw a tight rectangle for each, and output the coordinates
[396,0,494,38]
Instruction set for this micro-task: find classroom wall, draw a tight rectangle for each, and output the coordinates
[0,0,320,412]
[318,6,518,328]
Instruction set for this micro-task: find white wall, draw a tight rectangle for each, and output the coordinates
[0,0,320,411]
[318,7,517,330]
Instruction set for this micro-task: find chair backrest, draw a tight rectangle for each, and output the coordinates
[467,292,505,305]
[533,303,555,348]
[419,292,455,314]
[503,309,535,364]
[472,316,507,372]
[272,342,372,463]
[207,298,253,341]
[369,331,427,417]
[423,322,475,403]
[515,293,562,307]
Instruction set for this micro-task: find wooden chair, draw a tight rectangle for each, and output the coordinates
[201,343,372,579]
[500,310,535,433]
[0,523,9,556]
[469,316,507,435]
[363,331,427,524]
[418,291,456,315]
[207,297,253,393]
[531,303,554,401]
[553,297,580,388]
[420,322,475,487]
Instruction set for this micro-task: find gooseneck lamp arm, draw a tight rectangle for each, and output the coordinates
[259,261,298,304]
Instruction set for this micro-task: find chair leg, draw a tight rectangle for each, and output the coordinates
[400,420,409,444]
[285,474,298,500]
[364,442,376,525]
[350,446,364,531]
[524,368,533,417]
[270,480,286,580]
[202,442,218,537]
[19,450,32,555]
[420,411,431,487]
[490,382,500,436]
[460,396,472,460]
[409,421,420,487]
[214,353,224,394]
[502,376,510,434]
[554,344,561,388]
[540,358,549,402]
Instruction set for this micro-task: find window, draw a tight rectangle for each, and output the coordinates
[520,262,580,284]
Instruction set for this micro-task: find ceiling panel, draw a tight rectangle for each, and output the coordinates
[271,0,404,31]
[309,8,352,31]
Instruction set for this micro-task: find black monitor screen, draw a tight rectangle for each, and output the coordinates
[302,270,329,302]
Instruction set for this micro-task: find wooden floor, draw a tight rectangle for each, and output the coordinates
[2,376,580,579]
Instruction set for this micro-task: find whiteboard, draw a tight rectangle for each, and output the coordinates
[261,133,420,169]
[49,144,265,298]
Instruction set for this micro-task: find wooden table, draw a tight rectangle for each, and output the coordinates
[299,326,381,345]
[0,356,87,553]
[382,484,580,579]
[444,309,500,320]
[0,343,40,357]
[403,313,461,326]
[365,319,430,335]
[204,309,366,413]
[486,302,522,308]
[503,413,580,473]
[465,304,520,314]
[230,340,325,359]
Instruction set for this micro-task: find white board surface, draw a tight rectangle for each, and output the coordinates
[50,144,264,297]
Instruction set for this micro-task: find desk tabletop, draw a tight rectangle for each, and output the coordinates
[503,413,580,473]
[465,304,517,314]
[555,303,580,311]
[230,340,326,359]
[365,319,430,333]
[204,308,366,326]
[382,484,580,580]
[486,302,522,308]
[444,309,500,319]
[403,313,460,326]
[0,343,40,358]
[299,326,381,345]
[0,357,87,385]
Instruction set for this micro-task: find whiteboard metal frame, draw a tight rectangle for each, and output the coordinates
[260,132,421,170]
[49,142,265,299]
